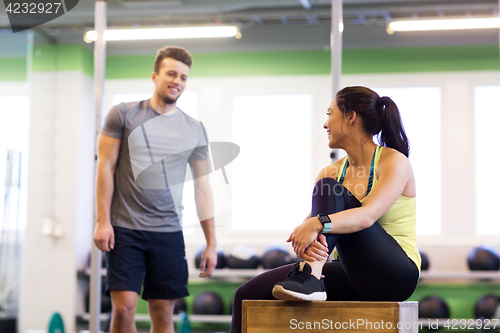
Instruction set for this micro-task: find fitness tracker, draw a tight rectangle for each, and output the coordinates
[317,214,332,234]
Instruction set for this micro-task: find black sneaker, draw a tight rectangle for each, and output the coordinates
[272,263,326,301]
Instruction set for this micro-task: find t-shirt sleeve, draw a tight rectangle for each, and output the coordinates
[189,122,209,162]
[101,104,125,140]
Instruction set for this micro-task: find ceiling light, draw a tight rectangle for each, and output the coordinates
[387,16,500,34]
[299,0,311,10]
[84,25,240,42]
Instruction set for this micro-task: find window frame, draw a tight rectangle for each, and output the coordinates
[473,84,500,236]
[0,82,30,234]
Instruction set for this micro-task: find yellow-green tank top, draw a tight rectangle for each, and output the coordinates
[337,146,421,272]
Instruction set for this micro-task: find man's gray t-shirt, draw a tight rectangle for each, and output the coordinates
[101,99,208,232]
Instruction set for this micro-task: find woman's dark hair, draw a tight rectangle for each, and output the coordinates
[335,86,410,157]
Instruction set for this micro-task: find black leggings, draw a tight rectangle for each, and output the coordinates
[230,178,419,333]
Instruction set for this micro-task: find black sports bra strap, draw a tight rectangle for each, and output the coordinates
[338,146,378,197]
[365,147,377,196]
[338,158,348,184]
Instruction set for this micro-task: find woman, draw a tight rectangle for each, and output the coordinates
[230,86,420,333]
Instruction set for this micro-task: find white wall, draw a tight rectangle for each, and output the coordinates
[105,71,500,272]
[19,70,94,332]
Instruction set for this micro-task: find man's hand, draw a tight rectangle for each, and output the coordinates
[198,245,217,278]
[93,222,115,252]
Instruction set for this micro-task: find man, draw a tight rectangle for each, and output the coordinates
[94,46,217,333]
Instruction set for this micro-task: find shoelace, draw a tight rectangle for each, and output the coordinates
[285,263,311,283]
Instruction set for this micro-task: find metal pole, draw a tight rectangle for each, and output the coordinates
[12,151,21,318]
[0,151,13,316]
[90,1,106,332]
[330,0,343,161]
[331,0,343,97]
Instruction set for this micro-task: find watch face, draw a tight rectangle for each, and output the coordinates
[318,214,330,223]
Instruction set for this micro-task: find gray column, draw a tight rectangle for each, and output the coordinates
[331,0,343,97]
[89,1,107,332]
[330,0,343,161]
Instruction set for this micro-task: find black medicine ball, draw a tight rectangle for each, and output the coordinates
[194,245,226,269]
[193,292,224,315]
[226,245,260,269]
[467,245,500,271]
[474,295,500,319]
[84,277,111,313]
[419,248,430,271]
[261,246,293,269]
[173,298,187,314]
[418,296,450,319]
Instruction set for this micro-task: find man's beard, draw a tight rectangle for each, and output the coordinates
[160,93,179,105]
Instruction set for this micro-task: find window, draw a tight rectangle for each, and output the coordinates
[0,95,30,231]
[111,91,198,234]
[230,94,312,231]
[374,87,442,236]
[474,85,500,236]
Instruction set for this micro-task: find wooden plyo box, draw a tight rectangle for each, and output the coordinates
[242,300,418,333]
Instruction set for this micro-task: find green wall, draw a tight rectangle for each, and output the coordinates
[31,44,93,77]
[0,57,27,81]
[342,45,500,74]
[1,43,499,82]
[106,45,500,79]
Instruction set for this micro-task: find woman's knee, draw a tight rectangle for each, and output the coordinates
[233,284,249,304]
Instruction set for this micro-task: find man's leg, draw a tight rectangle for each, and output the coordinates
[143,231,188,332]
[110,290,138,333]
[106,228,146,333]
[147,299,176,333]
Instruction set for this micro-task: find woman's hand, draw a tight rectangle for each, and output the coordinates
[287,216,323,258]
[303,234,329,262]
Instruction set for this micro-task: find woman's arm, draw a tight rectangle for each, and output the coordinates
[287,161,341,258]
[289,149,413,257]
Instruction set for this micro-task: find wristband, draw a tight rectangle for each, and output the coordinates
[317,214,332,234]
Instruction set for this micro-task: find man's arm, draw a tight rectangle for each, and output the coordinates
[190,159,217,277]
[94,134,121,252]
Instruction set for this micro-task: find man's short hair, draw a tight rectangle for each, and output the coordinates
[154,46,193,73]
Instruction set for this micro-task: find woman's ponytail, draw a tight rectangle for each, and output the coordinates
[335,86,410,157]
[378,96,410,157]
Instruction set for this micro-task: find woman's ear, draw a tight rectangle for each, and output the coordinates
[348,111,357,125]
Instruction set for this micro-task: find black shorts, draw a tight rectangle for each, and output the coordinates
[105,226,189,300]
